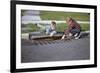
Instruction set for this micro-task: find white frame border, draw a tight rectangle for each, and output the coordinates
[16,4,95,69]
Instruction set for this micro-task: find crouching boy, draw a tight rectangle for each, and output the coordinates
[61,17,81,40]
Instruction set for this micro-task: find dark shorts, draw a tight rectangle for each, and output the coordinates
[70,29,81,36]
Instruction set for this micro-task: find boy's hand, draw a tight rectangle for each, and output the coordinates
[61,34,66,40]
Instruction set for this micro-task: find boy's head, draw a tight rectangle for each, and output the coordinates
[66,17,73,25]
[51,21,56,25]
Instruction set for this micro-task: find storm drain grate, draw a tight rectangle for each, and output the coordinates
[32,36,73,45]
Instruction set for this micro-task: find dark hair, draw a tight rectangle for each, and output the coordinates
[51,21,56,25]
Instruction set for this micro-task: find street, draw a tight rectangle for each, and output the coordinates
[21,35,90,63]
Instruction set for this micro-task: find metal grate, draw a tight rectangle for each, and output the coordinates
[32,36,73,45]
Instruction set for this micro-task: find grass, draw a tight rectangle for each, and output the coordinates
[56,23,67,32]
[56,23,90,32]
[80,24,90,31]
[40,11,90,32]
[21,23,40,33]
[21,11,90,33]
[40,11,90,21]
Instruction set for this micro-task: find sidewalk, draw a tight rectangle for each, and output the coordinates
[21,31,89,39]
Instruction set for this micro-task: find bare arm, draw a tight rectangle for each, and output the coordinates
[64,25,72,35]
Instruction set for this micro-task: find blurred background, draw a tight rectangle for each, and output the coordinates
[21,10,90,33]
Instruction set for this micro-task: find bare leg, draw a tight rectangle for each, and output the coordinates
[50,31,56,37]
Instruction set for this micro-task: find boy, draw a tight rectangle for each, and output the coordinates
[46,21,57,36]
[61,17,81,39]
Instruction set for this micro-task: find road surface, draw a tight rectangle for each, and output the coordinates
[21,35,90,63]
